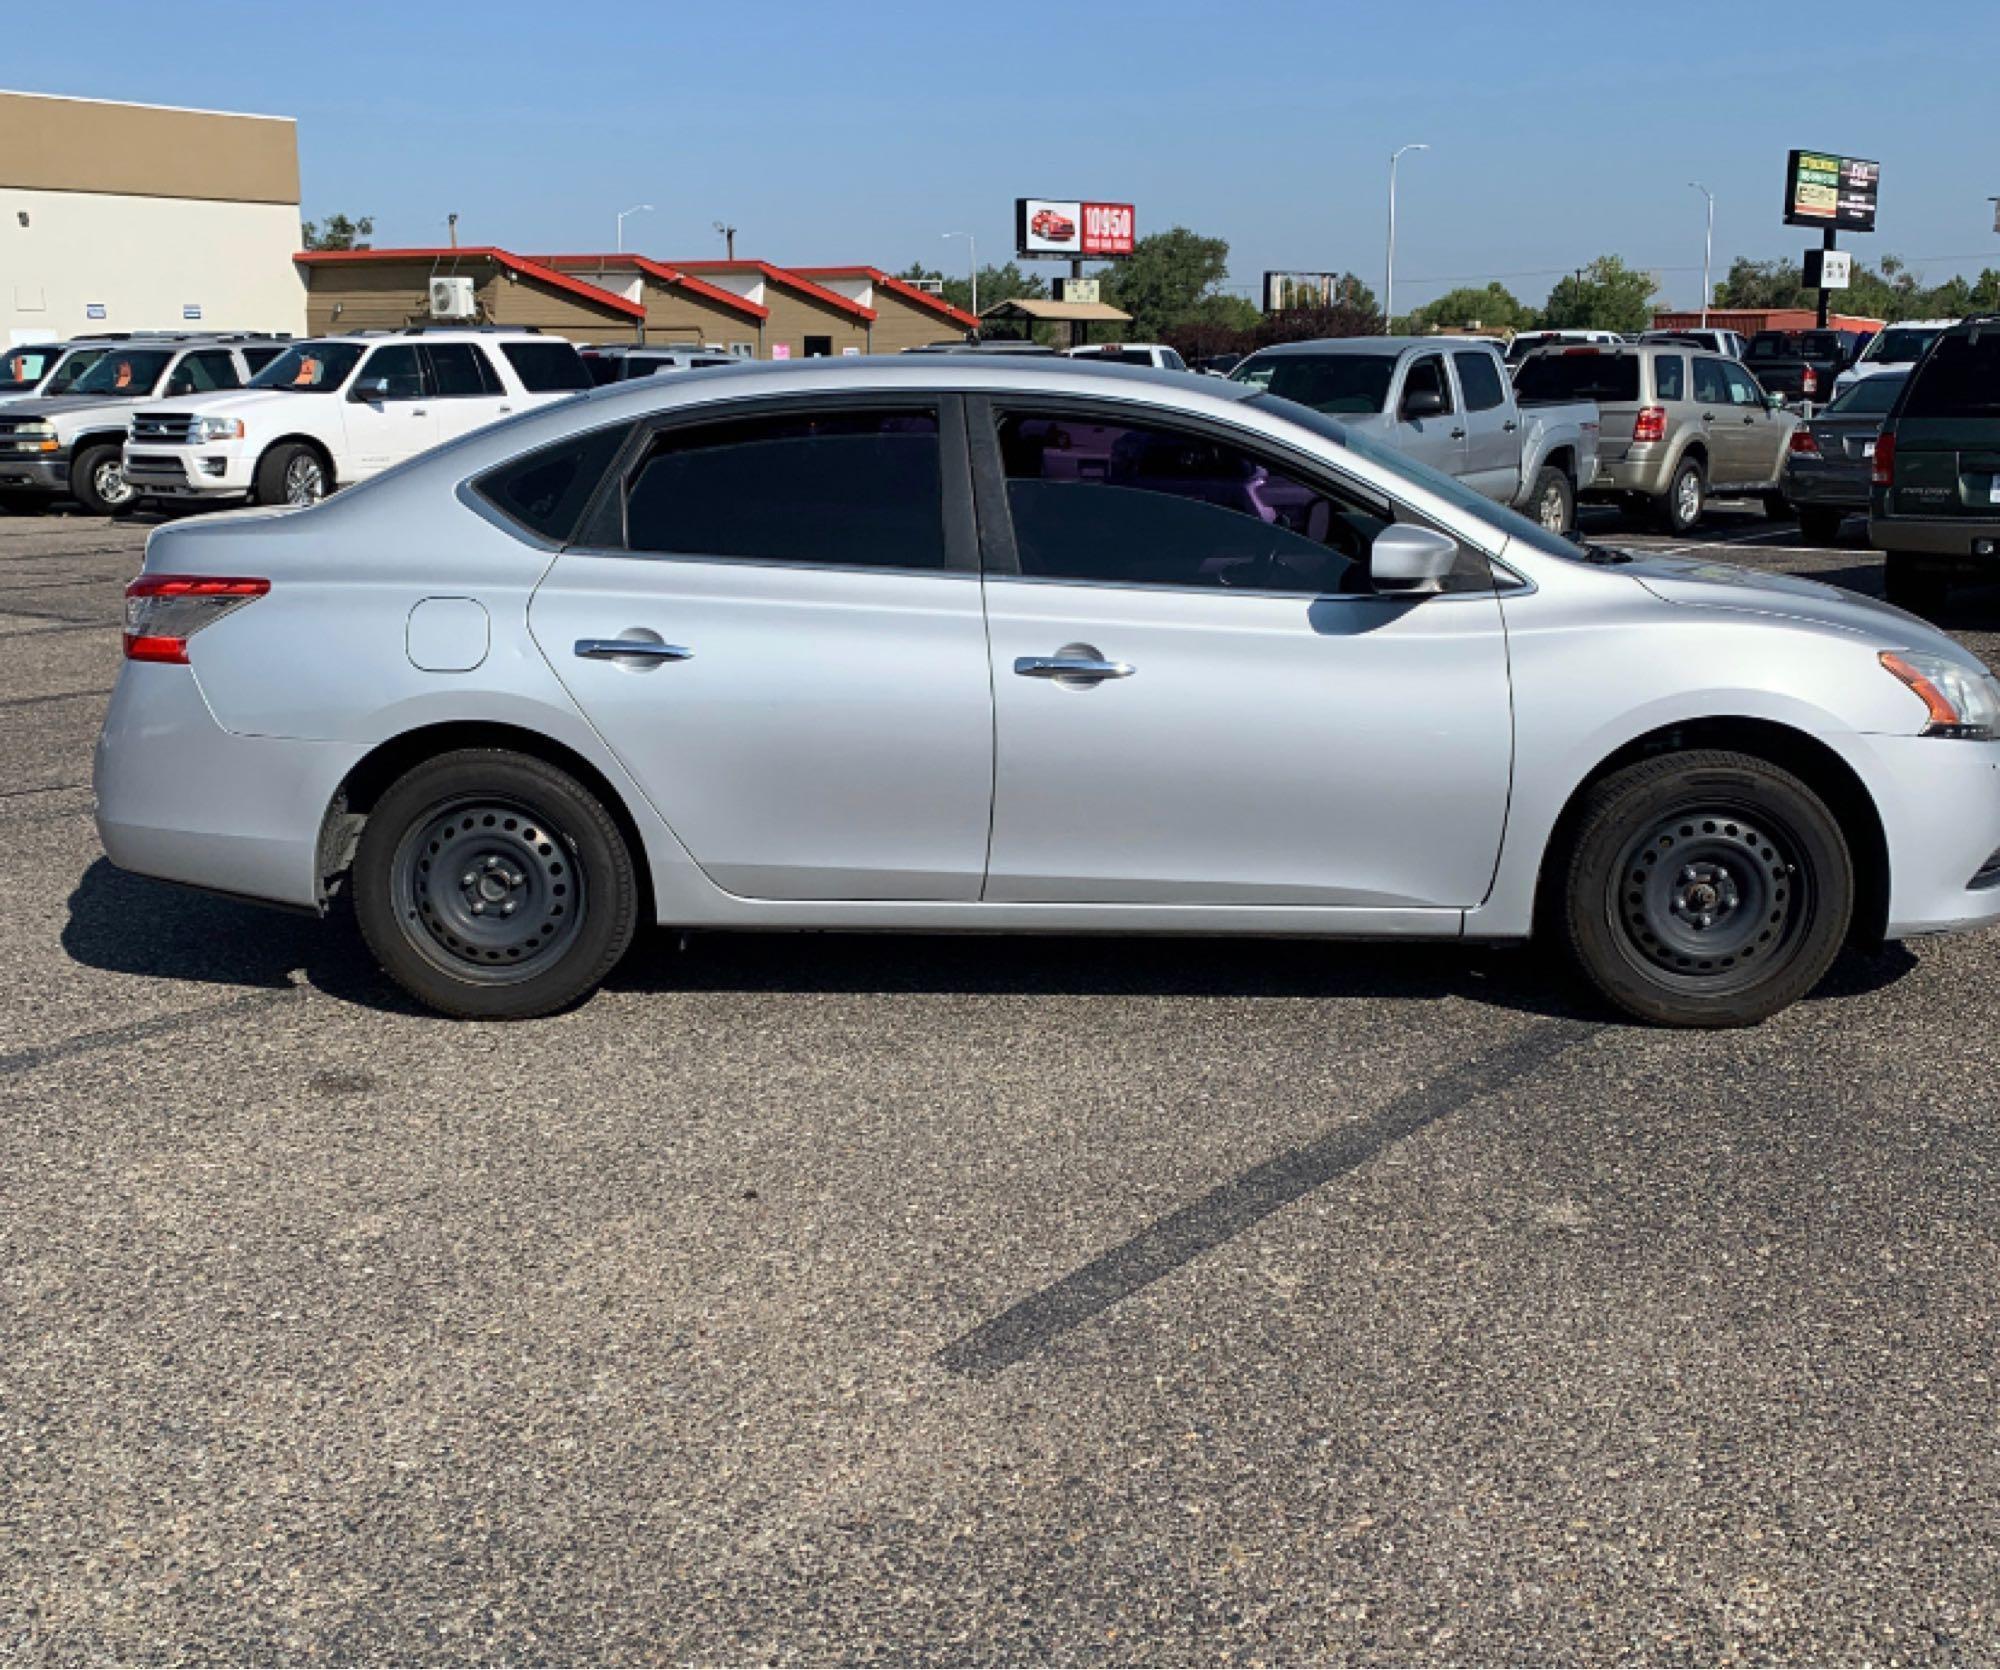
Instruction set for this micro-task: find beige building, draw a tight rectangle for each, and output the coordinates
[794,267,979,351]
[665,261,876,358]
[295,247,647,344]
[0,90,305,342]
[533,254,770,351]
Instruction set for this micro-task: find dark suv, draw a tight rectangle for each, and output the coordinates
[1867,316,2000,612]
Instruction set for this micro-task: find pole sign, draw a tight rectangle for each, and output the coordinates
[1783,150,1879,232]
[1016,199,1135,259]
[1055,276,1101,305]
[1803,248,1852,290]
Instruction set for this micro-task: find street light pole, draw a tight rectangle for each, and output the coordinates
[615,203,653,253]
[1385,143,1428,332]
[943,231,978,319]
[1689,182,1714,328]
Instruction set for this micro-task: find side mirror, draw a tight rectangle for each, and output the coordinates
[350,376,391,403]
[1766,391,1788,410]
[1401,385,1446,419]
[1369,524,1460,595]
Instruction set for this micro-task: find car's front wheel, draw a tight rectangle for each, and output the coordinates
[255,442,330,507]
[1556,750,1853,1027]
[69,442,136,516]
[353,749,640,1020]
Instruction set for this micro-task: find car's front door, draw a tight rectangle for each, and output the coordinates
[527,397,994,901]
[973,401,1514,909]
[1720,359,1789,485]
[1452,349,1519,501]
[1391,353,1467,478]
[341,344,438,476]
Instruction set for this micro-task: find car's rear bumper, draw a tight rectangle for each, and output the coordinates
[93,662,367,910]
[1785,460,1871,508]
[1867,513,2000,560]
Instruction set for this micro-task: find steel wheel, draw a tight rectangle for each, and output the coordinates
[284,452,327,505]
[390,795,587,985]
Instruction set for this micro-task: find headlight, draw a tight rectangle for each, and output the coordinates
[1880,651,2000,739]
[14,421,54,438]
[191,416,245,442]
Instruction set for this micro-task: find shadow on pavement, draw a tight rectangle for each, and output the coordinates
[63,856,1916,1023]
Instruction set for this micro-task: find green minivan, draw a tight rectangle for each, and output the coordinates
[1868,316,2000,613]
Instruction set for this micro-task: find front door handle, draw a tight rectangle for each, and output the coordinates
[1450,426,1466,439]
[1015,651,1135,684]
[575,637,693,662]
[411,407,428,417]
[1502,419,1519,432]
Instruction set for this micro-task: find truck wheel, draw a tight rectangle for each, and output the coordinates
[1883,552,1949,617]
[353,748,640,1020]
[1527,466,1575,535]
[1651,457,1705,535]
[254,442,331,507]
[1796,507,1845,546]
[1556,749,1852,1028]
[69,442,136,516]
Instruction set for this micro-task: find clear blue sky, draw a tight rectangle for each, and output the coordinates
[14,0,1999,311]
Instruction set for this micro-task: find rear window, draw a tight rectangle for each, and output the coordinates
[1824,374,1906,416]
[1513,352,1639,403]
[473,423,629,542]
[1746,334,1793,360]
[1230,353,1396,414]
[499,341,592,393]
[1902,331,2000,420]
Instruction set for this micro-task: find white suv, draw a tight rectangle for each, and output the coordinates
[1830,319,1956,399]
[122,328,591,508]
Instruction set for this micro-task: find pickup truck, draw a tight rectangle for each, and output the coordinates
[1742,329,1866,408]
[1229,336,1599,532]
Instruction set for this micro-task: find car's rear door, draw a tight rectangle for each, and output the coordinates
[972,396,1512,910]
[527,395,995,900]
[422,343,514,444]
[1452,348,1518,501]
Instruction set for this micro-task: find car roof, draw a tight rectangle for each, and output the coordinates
[1243,336,1477,358]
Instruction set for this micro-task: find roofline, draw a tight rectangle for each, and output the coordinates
[532,254,771,321]
[0,88,294,123]
[292,246,645,320]
[793,266,979,330]
[667,260,877,323]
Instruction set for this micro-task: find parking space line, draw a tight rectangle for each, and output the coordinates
[937,1017,1599,1377]
[0,987,298,1081]
[0,686,112,711]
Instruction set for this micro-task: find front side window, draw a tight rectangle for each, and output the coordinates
[250,342,367,392]
[994,411,1393,595]
[1653,354,1686,400]
[71,349,174,396]
[474,423,630,543]
[1692,357,1730,405]
[500,341,591,393]
[1453,351,1506,412]
[1721,362,1764,407]
[426,342,502,398]
[357,345,427,400]
[1231,352,1398,415]
[623,407,944,569]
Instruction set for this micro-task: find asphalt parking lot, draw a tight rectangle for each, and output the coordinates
[6,500,2000,1665]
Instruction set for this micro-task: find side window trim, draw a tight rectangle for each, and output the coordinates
[568,391,977,574]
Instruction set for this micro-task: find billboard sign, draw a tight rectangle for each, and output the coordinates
[1263,271,1366,313]
[1016,198,1136,258]
[1784,150,1879,232]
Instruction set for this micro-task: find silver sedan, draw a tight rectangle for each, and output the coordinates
[95,357,2000,1026]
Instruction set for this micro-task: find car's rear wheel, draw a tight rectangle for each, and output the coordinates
[1883,551,1950,616]
[1651,457,1705,535]
[69,442,136,516]
[1796,506,1845,546]
[353,749,639,1020]
[1528,465,1575,535]
[254,442,330,507]
[1557,750,1853,1027]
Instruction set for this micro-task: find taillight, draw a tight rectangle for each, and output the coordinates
[1872,431,1896,487]
[1632,406,1667,443]
[1789,429,1821,456]
[122,574,269,664]
[1803,367,1818,394]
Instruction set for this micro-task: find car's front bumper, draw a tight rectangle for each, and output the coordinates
[0,451,69,492]
[1860,732,2000,937]
[121,445,255,499]
[94,662,368,910]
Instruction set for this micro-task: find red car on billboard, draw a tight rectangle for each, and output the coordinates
[1031,208,1076,241]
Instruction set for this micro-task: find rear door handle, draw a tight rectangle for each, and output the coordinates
[1502,419,1519,432]
[1450,426,1466,439]
[1015,654,1134,683]
[575,637,693,662]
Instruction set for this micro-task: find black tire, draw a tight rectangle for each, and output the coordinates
[68,441,136,516]
[1759,490,1792,521]
[253,441,332,508]
[1650,456,1706,535]
[353,749,639,1020]
[1883,551,1949,616]
[1526,465,1576,536]
[1796,506,1845,546]
[1556,750,1853,1028]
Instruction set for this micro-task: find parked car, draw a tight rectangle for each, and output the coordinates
[0,335,289,514]
[1062,343,1189,371]
[0,335,166,408]
[1517,342,1797,534]
[1193,353,1243,377]
[578,344,745,384]
[1640,328,1747,359]
[1831,319,1955,398]
[1505,329,1623,365]
[903,339,1060,355]
[1229,337,1597,532]
[121,328,591,509]
[1742,330,1865,407]
[1030,209,1075,240]
[102,355,2000,1030]
[1784,370,1908,546]
[1868,315,2000,612]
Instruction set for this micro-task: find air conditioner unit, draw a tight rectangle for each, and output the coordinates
[428,276,477,320]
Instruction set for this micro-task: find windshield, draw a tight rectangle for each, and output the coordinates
[41,348,105,395]
[69,349,173,397]
[248,342,366,392]
[1230,353,1396,414]
[1862,327,1942,366]
[1823,373,1907,416]
[1249,390,1583,567]
[0,346,60,393]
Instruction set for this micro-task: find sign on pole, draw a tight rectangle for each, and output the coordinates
[1783,150,1879,232]
[1015,199,1136,259]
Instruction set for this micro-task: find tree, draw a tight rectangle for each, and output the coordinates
[1711,253,1995,323]
[1711,257,1810,311]
[1538,255,1659,333]
[1251,301,1381,348]
[898,259,1053,340]
[1409,281,1529,335]
[301,213,375,252]
[1095,227,1234,341]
